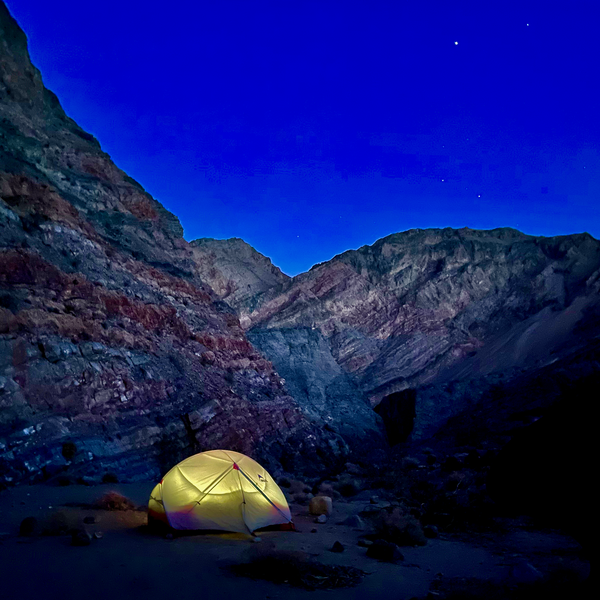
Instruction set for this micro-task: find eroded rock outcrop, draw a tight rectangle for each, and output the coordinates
[0,2,350,485]
[232,228,600,442]
[189,237,290,314]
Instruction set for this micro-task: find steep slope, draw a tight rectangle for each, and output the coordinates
[236,227,600,440]
[189,237,290,313]
[0,2,353,486]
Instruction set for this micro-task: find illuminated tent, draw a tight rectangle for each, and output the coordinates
[148,449,293,533]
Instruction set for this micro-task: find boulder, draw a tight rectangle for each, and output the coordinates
[93,492,137,511]
[339,515,365,529]
[309,496,333,516]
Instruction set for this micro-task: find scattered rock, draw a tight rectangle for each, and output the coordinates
[357,538,373,547]
[370,496,379,504]
[293,493,311,505]
[309,496,333,516]
[93,531,103,540]
[310,528,317,533]
[366,539,404,562]
[371,506,427,546]
[330,541,344,553]
[19,517,38,536]
[339,515,365,529]
[315,514,328,524]
[251,537,262,543]
[288,480,311,495]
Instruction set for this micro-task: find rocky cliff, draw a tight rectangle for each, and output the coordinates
[189,237,290,314]
[0,2,354,487]
[2,0,599,488]
[227,227,600,443]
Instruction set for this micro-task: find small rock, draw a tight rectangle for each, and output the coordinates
[93,531,103,540]
[357,538,373,547]
[251,537,262,543]
[424,525,438,539]
[93,492,137,511]
[309,496,333,516]
[0,532,10,540]
[315,514,328,524]
[330,541,344,553]
[164,533,174,540]
[19,517,38,536]
[71,529,92,546]
[366,539,404,562]
[311,528,318,533]
[339,515,365,529]
[83,516,96,524]
[370,496,379,504]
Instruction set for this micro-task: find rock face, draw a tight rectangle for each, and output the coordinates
[189,237,290,314]
[233,227,600,442]
[0,2,348,486]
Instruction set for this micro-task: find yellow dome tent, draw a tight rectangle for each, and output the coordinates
[148,449,293,533]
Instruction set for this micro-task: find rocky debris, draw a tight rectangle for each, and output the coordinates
[83,516,96,524]
[368,505,427,546]
[365,539,404,562]
[330,541,344,553]
[339,515,365,529]
[309,496,333,516]
[334,477,361,497]
[315,515,327,524]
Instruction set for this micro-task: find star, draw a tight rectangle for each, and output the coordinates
[454,41,458,45]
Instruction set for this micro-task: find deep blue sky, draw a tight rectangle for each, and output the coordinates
[6,0,600,275]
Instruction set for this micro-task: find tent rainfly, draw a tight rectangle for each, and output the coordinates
[148,450,293,533]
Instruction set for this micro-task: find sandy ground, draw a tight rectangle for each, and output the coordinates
[0,483,589,600]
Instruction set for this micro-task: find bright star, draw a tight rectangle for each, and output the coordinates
[454,41,458,45]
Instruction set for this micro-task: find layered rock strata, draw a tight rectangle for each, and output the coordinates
[204,227,600,442]
[0,2,355,486]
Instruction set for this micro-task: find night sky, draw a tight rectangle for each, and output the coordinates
[6,0,600,275]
